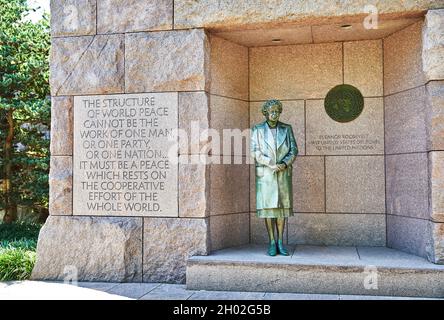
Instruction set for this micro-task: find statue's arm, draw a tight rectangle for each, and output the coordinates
[281,126,298,166]
[251,126,272,166]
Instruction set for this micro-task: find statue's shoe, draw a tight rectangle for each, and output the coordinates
[268,242,277,256]
[277,240,289,256]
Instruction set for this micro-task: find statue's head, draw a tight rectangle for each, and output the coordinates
[262,99,283,124]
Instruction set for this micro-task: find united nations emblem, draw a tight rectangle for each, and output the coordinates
[324,84,364,123]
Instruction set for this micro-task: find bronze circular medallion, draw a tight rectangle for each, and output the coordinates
[324,84,364,123]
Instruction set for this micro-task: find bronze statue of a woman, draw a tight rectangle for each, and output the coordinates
[250,99,298,256]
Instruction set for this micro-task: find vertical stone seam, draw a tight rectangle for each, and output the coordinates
[177,92,179,218]
[324,156,327,213]
[310,26,314,44]
[304,100,307,155]
[172,0,175,30]
[95,0,98,35]
[71,94,75,216]
[123,33,126,93]
[341,42,344,84]
[382,38,388,246]
[248,46,251,244]
[142,217,144,282]
[427,151,432,226]
[208,92,212,251]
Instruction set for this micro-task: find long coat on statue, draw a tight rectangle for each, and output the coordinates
[250,121,298,210]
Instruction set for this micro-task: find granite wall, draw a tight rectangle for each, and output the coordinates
[35,1,213,284]
[385,11,444,263]
[384,10,444,262]
[33,1,444,284]
[208,35,250,251]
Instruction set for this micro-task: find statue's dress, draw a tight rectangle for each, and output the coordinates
[256,122,297,218]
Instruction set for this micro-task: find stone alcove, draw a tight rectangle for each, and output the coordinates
[207,14,442,265]
[33,1,443,284]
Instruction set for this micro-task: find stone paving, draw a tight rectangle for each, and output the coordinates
[0,281,439,300]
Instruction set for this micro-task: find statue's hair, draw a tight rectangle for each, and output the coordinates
[262,99,283,116]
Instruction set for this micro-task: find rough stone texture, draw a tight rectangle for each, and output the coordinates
[125,29,210,93]
[306,98,384,155]
[250,100,305,155]
[140,284,194,300]
[174,0,443,30]
[143,218,209,283]
[50,0,96,37]
[210,213,249,250]
[97,0,173,34]
[52,34,125,96]
[32,216,143,282]
[312,19,421,43]
[212,18,422,47]
[344,40,383,97]
[210,36,249,100]
[384,21,426,95]
[293,156,325,213]
[429,151,444,223]
[49,156,72,216]
[179,92,210,155]
[426,81,444,150]
[214,26,312,47]
[250,43,342,100]
[179,155,210,218]
[190,290,266,300]
[210,157,249,215]
[384,86,427,154]
[387,215,429,259]
[106,283,160,299]
[211,96,249,156]
[288,213,386,246]
[427,222,444,264]
[50,36,93,96]
[50,97,73,156]
[187,244,444,297]
[326,156,385,213]
[386,153,429,219]
[422,9,444,81]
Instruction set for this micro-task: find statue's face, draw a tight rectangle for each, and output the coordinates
[264,104,281,124]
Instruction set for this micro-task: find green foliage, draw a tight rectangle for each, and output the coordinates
[0,221,41,242]
[0,222,40,280]
[0,238,37,250]
[0,0,51,218]
[0,246,36,281]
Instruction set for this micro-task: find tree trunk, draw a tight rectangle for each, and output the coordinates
[37,206,49,224]
[3,109,17,223]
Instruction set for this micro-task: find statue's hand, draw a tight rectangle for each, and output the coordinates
[269,165,279,173]
[277,163,287,171]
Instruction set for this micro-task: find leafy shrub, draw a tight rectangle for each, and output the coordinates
[0,222,40,280]
[0,239,37,250]
[0,246,36,281]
